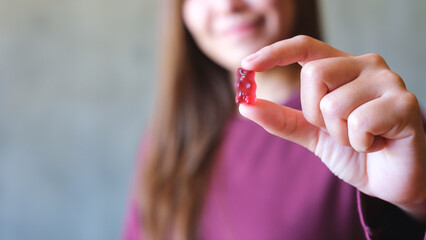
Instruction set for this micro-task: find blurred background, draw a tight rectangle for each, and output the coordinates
[1,0,425,239]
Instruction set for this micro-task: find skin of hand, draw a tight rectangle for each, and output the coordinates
[239,35,426,224]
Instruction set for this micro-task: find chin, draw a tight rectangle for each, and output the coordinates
[214,59,240,72]
[226,50,259,69]
[206,41,266,71]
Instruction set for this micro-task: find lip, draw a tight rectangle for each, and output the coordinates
[220,16,264,38]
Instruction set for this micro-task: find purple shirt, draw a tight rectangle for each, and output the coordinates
[123,92,426,239]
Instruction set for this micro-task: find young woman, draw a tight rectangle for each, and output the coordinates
[123,0,426,239]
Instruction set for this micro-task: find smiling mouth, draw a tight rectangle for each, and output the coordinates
[221,16,264,37]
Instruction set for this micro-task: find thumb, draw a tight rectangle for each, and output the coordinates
[239,99,320,152]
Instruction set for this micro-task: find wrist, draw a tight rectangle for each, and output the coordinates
[395,195,426,226]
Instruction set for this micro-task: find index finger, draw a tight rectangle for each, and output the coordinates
[241,35,351,72]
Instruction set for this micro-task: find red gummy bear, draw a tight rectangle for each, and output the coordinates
[235,68,256,104]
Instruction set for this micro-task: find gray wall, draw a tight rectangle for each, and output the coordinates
[320,0,426,107]
[1,0,425,239]
[0,0,157,239]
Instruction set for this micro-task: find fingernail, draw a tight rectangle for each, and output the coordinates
[244,52,259,63]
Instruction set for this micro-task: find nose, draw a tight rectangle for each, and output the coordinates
[211,0,247,13]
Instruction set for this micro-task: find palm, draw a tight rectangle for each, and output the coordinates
[314,130,423,205]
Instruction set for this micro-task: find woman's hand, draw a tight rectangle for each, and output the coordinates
[239,35,426,223]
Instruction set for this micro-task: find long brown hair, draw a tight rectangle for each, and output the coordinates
[140,0,322,239]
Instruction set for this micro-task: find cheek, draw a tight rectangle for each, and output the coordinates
[250,0,286,11]
[182,0,210,39]
[254,0,277,8]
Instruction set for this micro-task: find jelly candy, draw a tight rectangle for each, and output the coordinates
[235,68,256,104]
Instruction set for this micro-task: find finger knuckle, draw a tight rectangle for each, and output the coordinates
[293,35,313,45]
[373,70,406,91]
[260,45,273,56]
[385,71,405,88]
[347,113,365,132]
[301,61,326,83]
[363,53,386,66]
[320,95,342,117]
[351,140,370,153]
[269,40,282,50]
[399,91,420,113]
